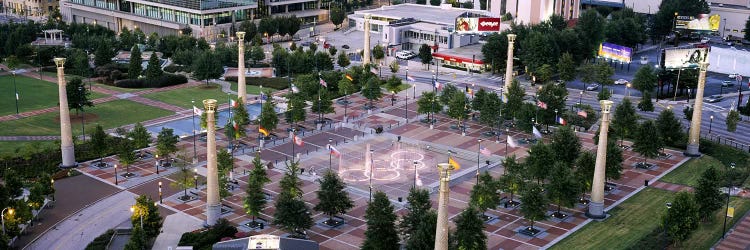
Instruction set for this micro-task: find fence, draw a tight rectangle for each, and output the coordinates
[700,132,750,153]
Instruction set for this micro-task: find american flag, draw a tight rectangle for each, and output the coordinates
[577,110,588,118]
[407,75,415,81]
[291,84,300,93]
[193,106,203,116]
[293,134,304,146]
[537,100,548,109]
[480,146,491,156]
[329,145,341,157]
[557,117,567,125]
[319,78,327,87]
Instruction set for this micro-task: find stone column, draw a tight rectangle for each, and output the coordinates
[503,34,516,103]
[236,31,247,103]
[363,14,371,66]
[55,58,77,168]
[686,62,709,156]
[203,99,220,226]
[434,163,453,250]
[587,100,613,219]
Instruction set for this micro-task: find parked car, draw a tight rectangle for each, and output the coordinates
[722,80,735,87]
[701,38,710,44]
[729,73,740,78]
[614,79,629,85]
[341,44,350,49]
[586,84,599,91]
[705,95,724,103]
[396,51,416,60]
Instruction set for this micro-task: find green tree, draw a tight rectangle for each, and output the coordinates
[131,194,162,239]
[481,32,509,74]
[633,65,657,93]
[498,155,525,205]
[505,80,526,119]
[575,9,605,59]
[124,226,146,250]
[416,91,441,124]
[557,52,576,82]
[651,0,709,39]
[328,46,337,57]
[656,109,684,147]
[388,60,400,73]
[273,160,313,238]
[430,0,440,5]
[521,31,559,74]
[439,84,459,106]
[311,88,334,122]
[418,44,433,67]
[727,110,740,132]
[66,77,94,116]
[244,152,270,223]
[746,16,750,41]
[404,210,437,250]
[446,91,469,130]
[525,142,555,184]
[663,191,700,243]
[170,158,194,200]
[193,50,223,85]
[638,91,655,112]
[217,149,232,199]
[385,75,402,94]
[574,151,596,203]
[361,191,399,250]
[233,98,250,125]
[536,82,568,126]
[547,162,578,218]
[337,52,350,68]
[128,122,151,152]
[550,125,581,166]
[330,6,346,28]
[605,140,624,182]
[27,183,45,211]
[314,170,354,225]
[695,166,723,221]
[611,98,639,145]
[454,207,487,250]
[579,62,614,88]
[285,93,307,126]
[361,76,383,109]
[67,49,91,77]
[118,139,137,175]
[469,172,500,218]
[604,8,647,49]
[94,41,115,67]
[91,124,109,164]
[259,96,278,136]
[520,183,548,231]
[128,45,142,79]
[155,127,179,160]
[633,120,663,166]
[250,45,265,64]
[478,91,502,128]
[145,53,162,80]
[399,187,431,240]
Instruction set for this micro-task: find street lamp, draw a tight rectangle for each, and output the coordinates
[405,89,409,122]
[722,162,736,239]
[505,128,510,156]
[12,70,18,114]
[130,205,144,229]
[194,168,198,189]
[626,83,631,98]
[191,100,197,163]
[114,164,118,185]
[391,91,395,106]
[413,160,418,188]
[476,138,482,184]
[664,202,672,243]
[78,86,86,142]
[1,207,14,236]
[158,181,163,203]
[709,115,714,134]
[155,154,160,175]
[328,138,333,170]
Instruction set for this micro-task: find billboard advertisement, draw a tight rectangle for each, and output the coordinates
[662,48,709,69]
[455,17,501,33]
[676,14,721,31]
[598,43,632,63]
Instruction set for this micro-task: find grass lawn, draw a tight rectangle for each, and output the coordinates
[0,141,57,156]
[0,99,173,136]
[0,75,106,116]
[550,188,676,250]
[92,82,144,93]
[396,83,414,92]
[229,82,274,95]
[141,84,233,109]
[680,197,750,250]
[660,156,725,187]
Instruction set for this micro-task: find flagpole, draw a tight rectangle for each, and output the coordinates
[328,138,333,171]
[291,130,295,160]
[476,139,481,184]
[192,100,197,163]
[369,149,374,202]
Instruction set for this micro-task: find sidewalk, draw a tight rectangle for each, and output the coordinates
[151,211,203,250]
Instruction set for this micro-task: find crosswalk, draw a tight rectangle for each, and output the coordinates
[487,75,504,81]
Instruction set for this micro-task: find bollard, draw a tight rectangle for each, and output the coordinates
[398,197,403,202]
[645,179,649,186]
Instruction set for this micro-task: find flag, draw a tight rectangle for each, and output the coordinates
[480,146,491,156]
[467,88,474,96]
[329,145,341,157]
[345,74,353,81]
[577,110,588,118]
[319,78,327,87]
[532,126,543,139]
[415,170,423,186]
[434,81,442,90]
[537,100,548,109]
[15,93,18,100]
[293,134,304,146]
[232,120,238,130]
[291,84,300,93]
[370,67,378,75]
[230,99,238,108]
[193,106,203,116]
[407,75,415,81]
[259,126,269,136]
[507,135,518,148]
[448,156,461,170]
[260,93,267,100]
[557,117,567,125]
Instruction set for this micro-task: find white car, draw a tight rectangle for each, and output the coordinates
[586,84,599,91]
[729,73,740,78]
[396,51,416,60]
[614,79,629,85]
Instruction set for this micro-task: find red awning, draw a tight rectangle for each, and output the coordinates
[432,52,484,64]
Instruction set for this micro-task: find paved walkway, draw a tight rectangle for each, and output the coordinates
[714,213,750,250]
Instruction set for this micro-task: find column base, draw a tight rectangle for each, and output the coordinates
[684,144,701,157]
[58,162,79,169]
[586,201,606,219]
[205,203,221,226]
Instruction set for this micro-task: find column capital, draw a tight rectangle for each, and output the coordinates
[507,34,516,43]
[54,57,66,68]
[600,100,614,113]
[203,99,217,112]
[699,61,709,70]
[236,31,245,41]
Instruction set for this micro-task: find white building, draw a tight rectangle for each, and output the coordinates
[709,0,750,40]
[502,0,580,25]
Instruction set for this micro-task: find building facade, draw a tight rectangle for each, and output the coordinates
[502,0,580,25]
[3,0,59,18]
[709,0,750,40]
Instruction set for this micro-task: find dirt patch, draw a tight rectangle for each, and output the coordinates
[57,113,100,124]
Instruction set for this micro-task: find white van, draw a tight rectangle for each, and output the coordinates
[396,51,416,60]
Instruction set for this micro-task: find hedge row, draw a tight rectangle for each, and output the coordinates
[223,76,289,90]
[114,73,188,88]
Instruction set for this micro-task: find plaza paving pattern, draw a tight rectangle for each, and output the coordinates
[70,91,689,250]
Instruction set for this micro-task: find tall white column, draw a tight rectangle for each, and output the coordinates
[203,99,220,226]
[587,100,613,219]
[434,163,453,250]
[503,34,516,103]
[363,14,371,66]
[686,62,709,156]
[236,32,247,103]
[55,58,77,168]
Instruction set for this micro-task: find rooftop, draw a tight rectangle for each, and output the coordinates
[351,4,495,26]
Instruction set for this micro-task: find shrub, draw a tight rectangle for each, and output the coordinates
[85,229,115,250]
[223,76,290,90]
[114,73,187,88]
[178,219,237,250]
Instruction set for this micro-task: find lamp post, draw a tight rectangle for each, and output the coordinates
[130,206,144,229]
[709,115,714,134]
[505,128,510,156]
[155,154,160,175]
[344,91,349,123]
[328,138,333,170]
[664,202,672,243]
[476,138,482,184]
[2,207,14,236]
[12,70,18,114]
[191,99,197,163]
[391,91,395,106]
[722,162,736,239]
[413,160,418,188]
[626,83,631,98]
[578,91,583,108]
[114,164,118,185]
[369,149,374,202]
[158,181,163,203]
[194,168,198,190]
[405,89,408,122]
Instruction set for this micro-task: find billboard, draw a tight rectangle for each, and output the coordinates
[676,14,721,31]
[455,17,501,33]
[662,48,709,69]
[598,43,632,63]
